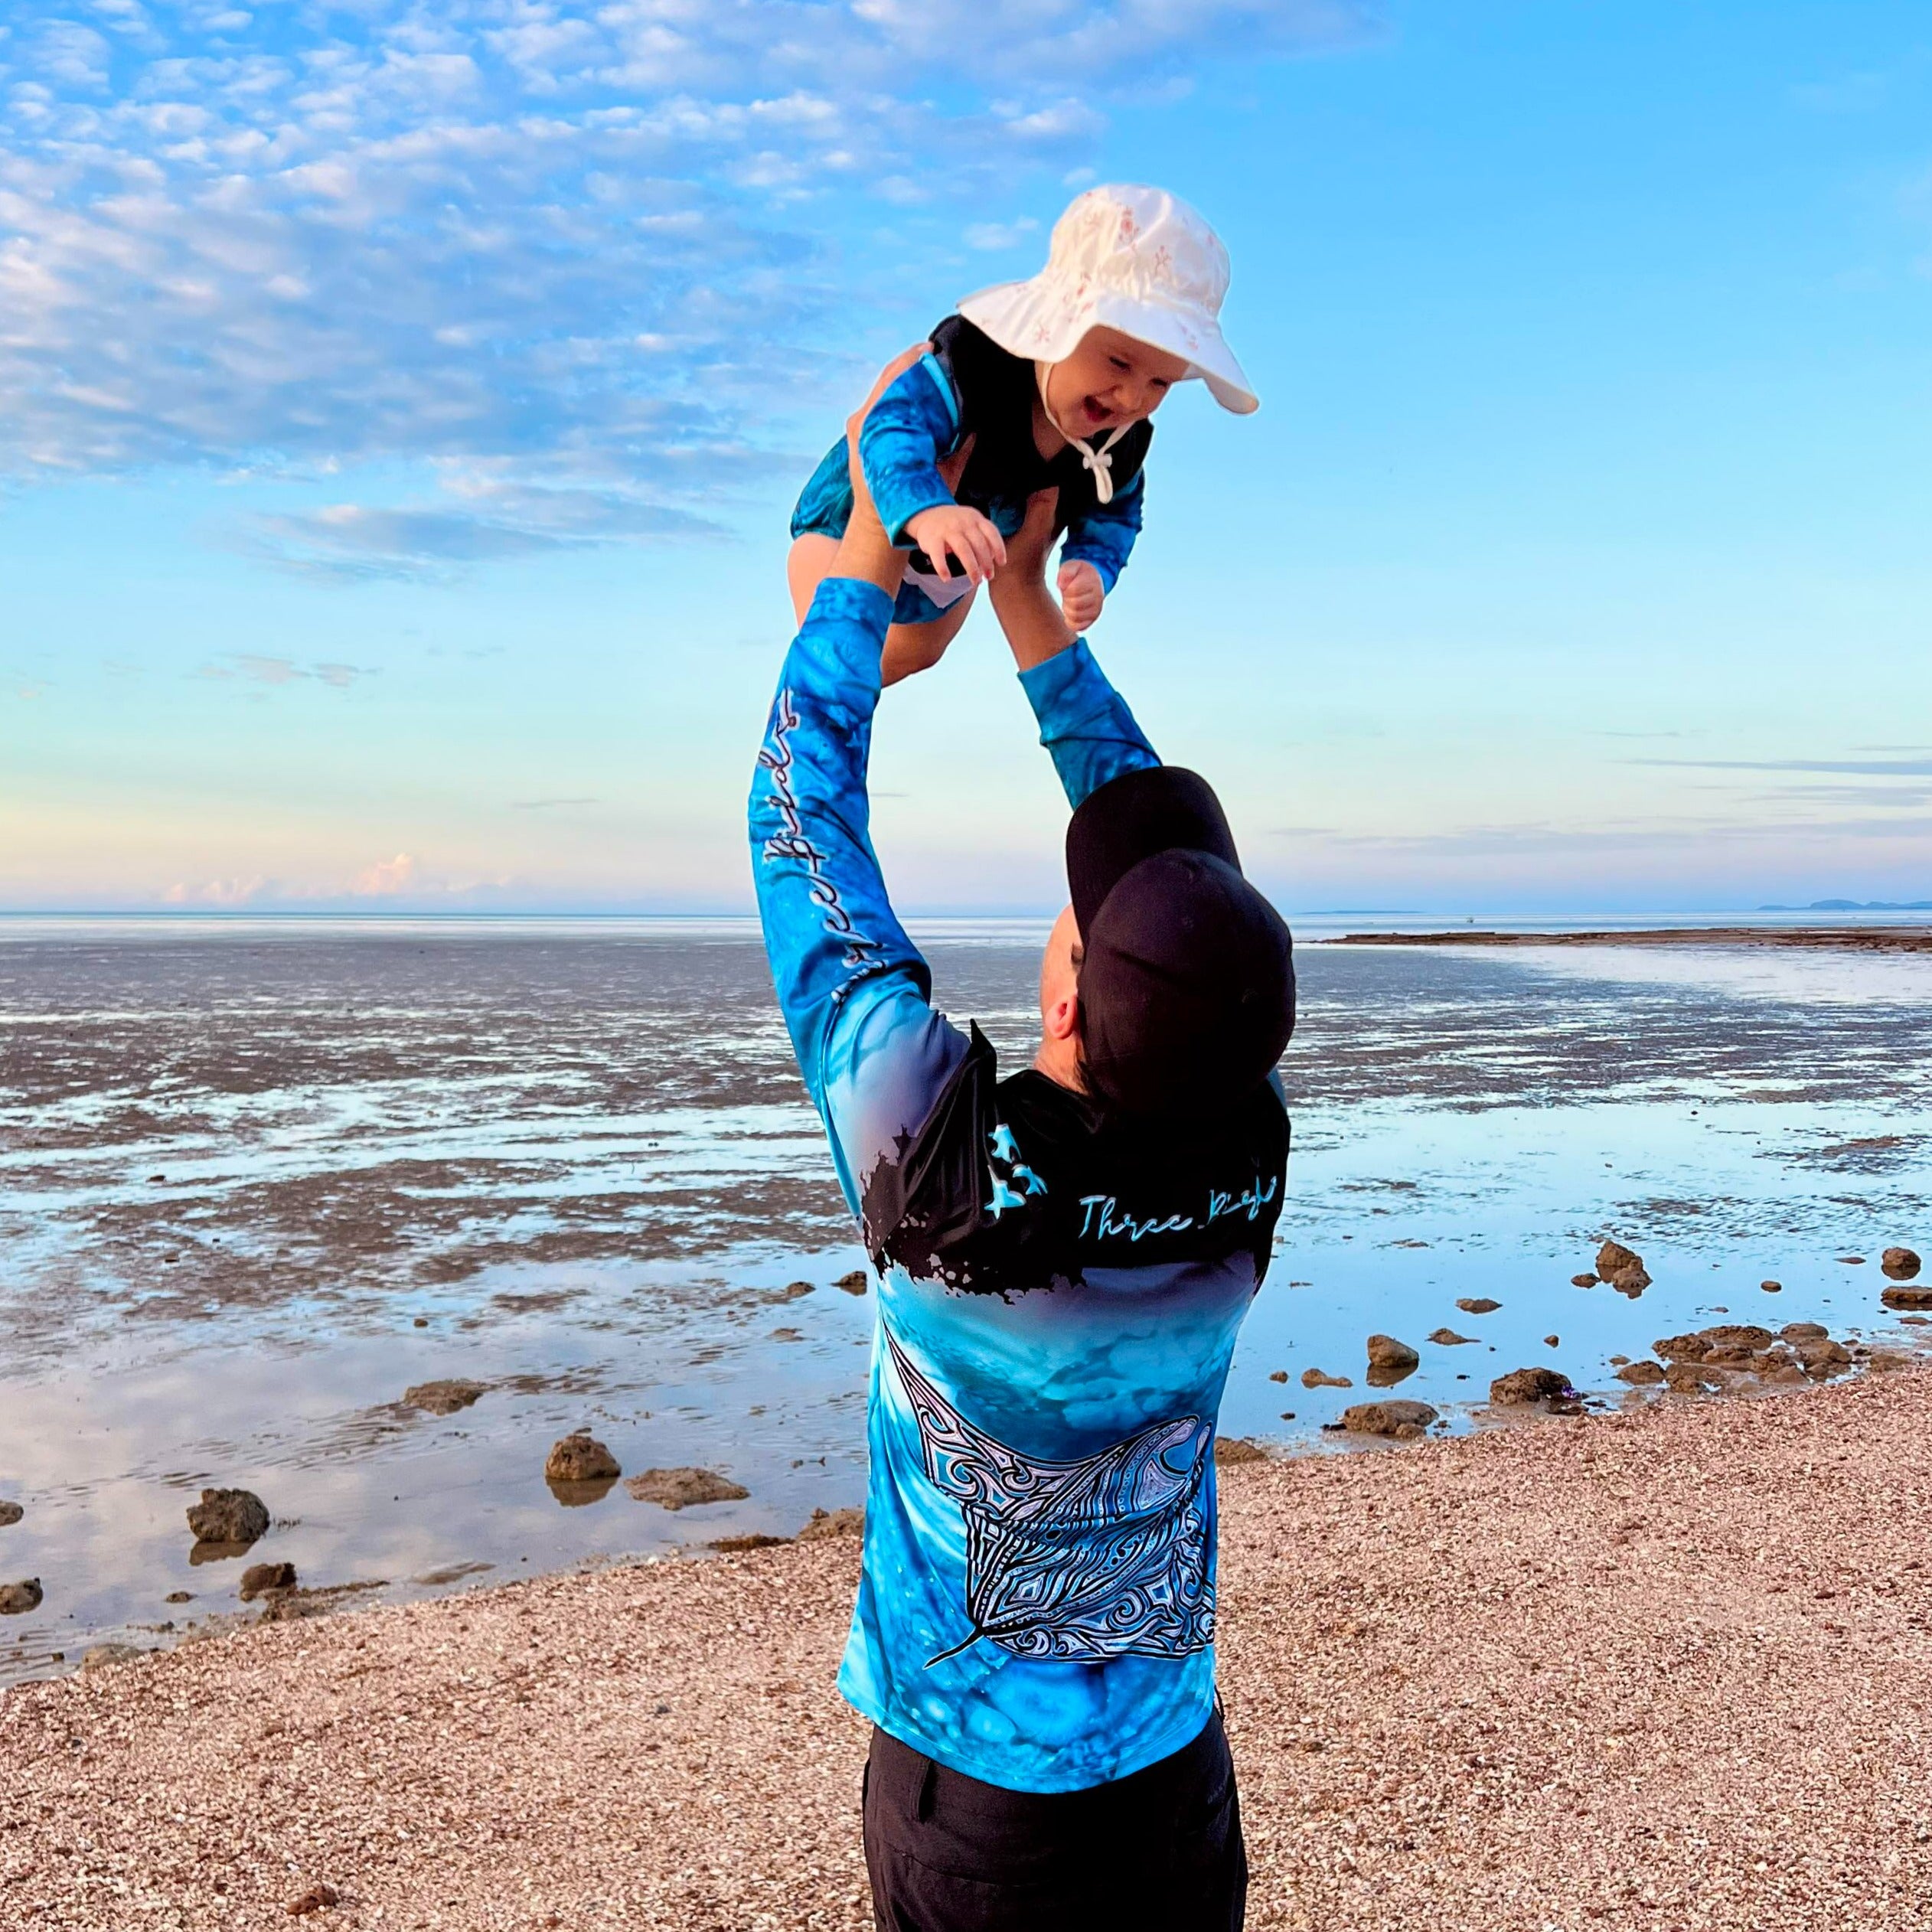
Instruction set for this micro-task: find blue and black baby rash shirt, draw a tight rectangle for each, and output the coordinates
[791,315,1151,628]
[750,578,1288,1794]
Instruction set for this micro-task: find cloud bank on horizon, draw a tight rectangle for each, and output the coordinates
[0,0,1364,576]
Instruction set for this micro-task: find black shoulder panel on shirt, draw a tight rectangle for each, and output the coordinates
[862,1026,1289,1293]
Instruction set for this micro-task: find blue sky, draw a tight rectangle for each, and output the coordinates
[3,0,1929,915]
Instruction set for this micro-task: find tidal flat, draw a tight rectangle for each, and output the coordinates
[1,918,1927,1682]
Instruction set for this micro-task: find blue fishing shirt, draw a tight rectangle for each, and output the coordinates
[749,578,1288,1793]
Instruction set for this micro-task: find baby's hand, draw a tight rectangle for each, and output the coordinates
[906,504,1007,586]
[1057,560,1105,631]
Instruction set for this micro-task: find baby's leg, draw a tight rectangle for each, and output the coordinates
[881,592,975,687]
[786,532,845,624]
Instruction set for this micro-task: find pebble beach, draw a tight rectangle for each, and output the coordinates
[4,1359,1928,1931]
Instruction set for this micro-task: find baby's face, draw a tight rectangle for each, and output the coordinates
[1045,327,1192,437]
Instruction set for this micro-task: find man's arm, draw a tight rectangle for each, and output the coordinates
[750,387,970,1212]
[989,489,1162,808]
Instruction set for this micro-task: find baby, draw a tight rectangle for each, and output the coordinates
[788,184,1258,684]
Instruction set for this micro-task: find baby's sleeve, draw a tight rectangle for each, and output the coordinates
[857,353,965,547]
[1060,470,1145,595]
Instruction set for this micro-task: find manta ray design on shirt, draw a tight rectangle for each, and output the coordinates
[885,1329,1216,1666]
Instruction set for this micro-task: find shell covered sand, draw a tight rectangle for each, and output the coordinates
[2,1369,1929,1931]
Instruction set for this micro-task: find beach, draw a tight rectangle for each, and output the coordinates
[3,1359,1927,1930]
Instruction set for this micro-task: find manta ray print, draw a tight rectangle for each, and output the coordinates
[885,1330,1216,1666]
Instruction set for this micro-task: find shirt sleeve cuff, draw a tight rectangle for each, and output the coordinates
[1017,633,1105,723]
[799,576,896,693]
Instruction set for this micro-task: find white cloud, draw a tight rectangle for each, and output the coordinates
[0,1,1366,568]
[353,851,416,896]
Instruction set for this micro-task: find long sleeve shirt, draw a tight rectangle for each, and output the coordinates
[749,580,1287,1793]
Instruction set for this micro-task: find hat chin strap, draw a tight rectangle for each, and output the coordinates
[1036,362,1128,505]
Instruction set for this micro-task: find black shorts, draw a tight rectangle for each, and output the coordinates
[861,1711,1247,1932]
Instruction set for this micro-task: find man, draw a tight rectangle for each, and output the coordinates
[749,394,1294,1930]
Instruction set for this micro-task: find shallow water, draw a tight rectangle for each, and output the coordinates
[1,921,1927,1683]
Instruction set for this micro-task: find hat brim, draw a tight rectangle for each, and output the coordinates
[1066,765,1241,940]
[958,278,1259,415]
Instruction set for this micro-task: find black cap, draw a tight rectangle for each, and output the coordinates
[1067,766,1294,1116]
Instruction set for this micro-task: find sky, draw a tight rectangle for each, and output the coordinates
[2,0,1930,916]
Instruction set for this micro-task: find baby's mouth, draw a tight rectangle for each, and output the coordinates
[1079,396,1115,429]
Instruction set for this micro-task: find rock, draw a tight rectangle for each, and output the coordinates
[240,1562,297,1601]
[1882,1246,1922,1281]
[1268,1369,1289,1382]
[1215,1436,1268,1465]
[1364,1334,1420,1385]
[834,1270,870,1295]
[1543,1334,1560,1346]
[1455,1297,1501,1315]
[1653,1333,1709,1363]
[1428,1328,1476,1346]
[1866,1349,1912,1373]
[1301,1368,1353,1389]
[187,1488,269,1547]
[82,1643,147,1669]
[1839,1255,1865,1265]
[772,1280,815,1301]
[257,1579,387,1623]
[1761,1280,1782,1292]
[624,1467,748,1510]
[1571,1273,1597,1287]
[1700,1323,1774,1351]
[401,1379,485,1416]
[1340,1399,1439,1441]
[1614,1360,1666,1385]
[1663,1361,1718,1395]
[165,1591,192,1604]
[1779,1321,1828,1342]
[545,1433,620,1483]
[0,1578,43,1614]
[412,1316,429,1327]
[1595,1239,1652,1292]
[797,1506,864,1541]
[286,1881,342,1917]
[1901,1314,1930,1327]
[1881,1286,1932,1311]
[1792,1336,1852,1379]
[710,1534,790,1552]
[0,1501,21,1527]
[1490,1366,1572,1406]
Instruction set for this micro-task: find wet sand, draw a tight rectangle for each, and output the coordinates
[5,1365,1927,1930]
[1333,926,1932,951]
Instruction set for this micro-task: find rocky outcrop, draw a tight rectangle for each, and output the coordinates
[797,1506,864,1541]
[1455,1298,1501,1315]
[1881,1246,1921,1281]
[1614,1360,1666,1385]
[401,1379,486,1416]
[1215,1437,1268,1465]
[1595,1240,1652,1294]
[0,1578,42,1614]
[1490,1367,1573,1406]
[1337,1400,1438,1441]
[240,1562,297,1601]
[187,1488,269,1547]
[545,1433,620,1483]
[1365,1335,1420,1385]
[1881,1285,1932,1312]
[625,1467,748,1510]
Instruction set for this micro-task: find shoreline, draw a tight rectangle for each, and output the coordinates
[1327,925,1932,951]
[5,1367,1927,1929]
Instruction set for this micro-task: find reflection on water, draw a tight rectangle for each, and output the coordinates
[1,922,1927,1683]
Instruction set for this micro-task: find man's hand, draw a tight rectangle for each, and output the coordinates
[987,489,1075,672]
[1057,560,1105,632]
[905,503,1006,586]
[833,345,932,596]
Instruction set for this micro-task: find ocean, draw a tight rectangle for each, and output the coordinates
[2,914,1928,1682]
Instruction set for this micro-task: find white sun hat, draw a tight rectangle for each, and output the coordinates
[958,184,1258,415]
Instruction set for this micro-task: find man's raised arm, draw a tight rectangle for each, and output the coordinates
[989,489,1163,811]
[749,384,968,1214]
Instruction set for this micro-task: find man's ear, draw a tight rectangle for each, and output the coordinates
[1044,984,1081,1043]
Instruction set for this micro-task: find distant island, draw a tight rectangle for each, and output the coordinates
[1757,899,1932,912]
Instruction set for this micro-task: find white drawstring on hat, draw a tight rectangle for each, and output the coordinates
[1035,361,1128,505]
